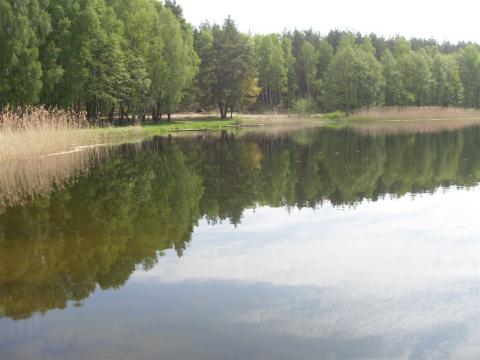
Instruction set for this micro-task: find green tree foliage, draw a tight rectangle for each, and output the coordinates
[255,34,287,109]
[323,38,384,112]
[201,17,257,118]
[381,50,403,106]
[0,0,50,107]
[159,8,198,121]
[299,41,320,99]
[408,50,433,106]
[392,38,433,106]
[281,37,298,109]
[317,40,334,79]
[193,24,215,110]
[40,0,127,118]
[107,0,158,122]
[458,45,480,108]
[2,6,480,116]
[431,52,463,106]
[0,0,197,121]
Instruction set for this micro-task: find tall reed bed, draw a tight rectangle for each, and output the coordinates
[350,119,480,135]
[0,107,93,162]
[350,107,480,121]
[0,107,142,212]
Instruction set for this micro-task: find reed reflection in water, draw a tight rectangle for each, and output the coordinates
[0,146,112,213]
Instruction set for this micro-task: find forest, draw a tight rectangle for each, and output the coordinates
[1,0,480,121]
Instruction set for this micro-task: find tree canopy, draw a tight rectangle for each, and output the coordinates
[1,2,480,118]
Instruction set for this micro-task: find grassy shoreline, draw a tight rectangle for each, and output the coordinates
[0,110,243,162]
[2,107,480,161]
[137,117,239,136]
[1,108,480,210]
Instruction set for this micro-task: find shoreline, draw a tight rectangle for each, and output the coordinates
[2,112,480,162]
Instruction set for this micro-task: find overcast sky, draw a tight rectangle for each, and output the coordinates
[180,0,479,43]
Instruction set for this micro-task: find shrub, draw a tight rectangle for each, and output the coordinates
[292,98,317,115]
[323,111,346,120]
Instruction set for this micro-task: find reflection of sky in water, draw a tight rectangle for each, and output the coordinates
[138,186,479,290]
[136,186,480,358]
[1,186,479,359]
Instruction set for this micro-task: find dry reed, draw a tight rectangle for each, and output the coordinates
[0,107,140,212]
[0,107,94,162]
[350,119,480,135]
[350,107,480,121]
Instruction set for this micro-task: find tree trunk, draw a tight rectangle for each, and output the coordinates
[108,106,115,124]
[219,103,225,119]
[167,112,171,122]
[95,97,100,124]
[124,105,130,124]
[86,100,96,123]
[131,106,136,125]
[223,100,230,119]
[156,102,163,122]
[74,102,81,118]
[152,106,157,122]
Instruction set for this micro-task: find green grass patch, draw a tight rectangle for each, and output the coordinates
[87,117,239,141]
[140,118,237,136]
[323,111,347,121]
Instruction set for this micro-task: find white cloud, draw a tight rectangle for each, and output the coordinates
[180,0,480,43]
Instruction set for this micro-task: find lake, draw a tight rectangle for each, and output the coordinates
[1,123,479,359]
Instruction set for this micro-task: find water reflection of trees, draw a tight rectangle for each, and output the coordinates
[1,126,479,319]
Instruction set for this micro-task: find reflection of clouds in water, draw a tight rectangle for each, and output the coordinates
[228,283,478,358]
[135,186,480,359]
[137,186,479,294]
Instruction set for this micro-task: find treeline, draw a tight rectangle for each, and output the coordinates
[1,0,480,121]
[0,0,197,121]
[214,29,480,114]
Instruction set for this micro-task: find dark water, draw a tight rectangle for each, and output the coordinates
[1,125,479,359]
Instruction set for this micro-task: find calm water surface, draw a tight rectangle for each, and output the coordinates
[1,125,479,359]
